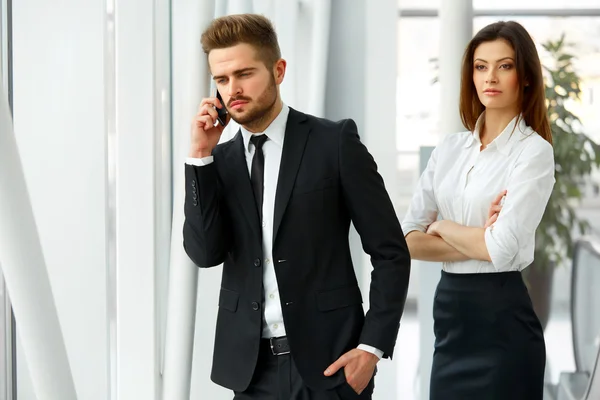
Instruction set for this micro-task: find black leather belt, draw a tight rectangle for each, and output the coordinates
[267,336,290,356]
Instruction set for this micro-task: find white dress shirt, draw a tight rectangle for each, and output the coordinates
[402,114,555,273]
[187,104,382,358]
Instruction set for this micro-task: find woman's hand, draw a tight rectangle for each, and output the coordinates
[426,220,442,236]
[484,190,507,229]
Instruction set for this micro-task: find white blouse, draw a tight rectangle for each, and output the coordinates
[401,115,555,273]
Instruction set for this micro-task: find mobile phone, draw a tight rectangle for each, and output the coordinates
[213,85,228,126]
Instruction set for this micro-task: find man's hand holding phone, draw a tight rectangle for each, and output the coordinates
[189,95,229,158]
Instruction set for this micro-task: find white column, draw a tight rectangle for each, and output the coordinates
[273,0,299,108]
[439,0,473,131]
[418,1,472,399]
[364,1,400,398]
[306,0,331,118]
[326,0,400,398]
[325,1,366,288]
[213,1,244,143]
[166,1,232,400]
[114,0,171,398]
[364,0,399,223]
[0,89,77,400]
[164,0,208,392]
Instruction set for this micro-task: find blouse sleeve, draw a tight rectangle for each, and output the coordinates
[484,139,555,271]
[401,144,440,236]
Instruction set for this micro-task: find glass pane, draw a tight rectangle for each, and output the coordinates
[396,17,441,153]
[396,17,441,217]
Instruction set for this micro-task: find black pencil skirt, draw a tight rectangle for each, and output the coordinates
[429,270,546,400]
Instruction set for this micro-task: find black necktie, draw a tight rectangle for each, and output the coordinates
[250,134,268,221]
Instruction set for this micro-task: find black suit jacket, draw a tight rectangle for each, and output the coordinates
[183,108,411,392]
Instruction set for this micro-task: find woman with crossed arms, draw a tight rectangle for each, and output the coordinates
[402,21,555,399]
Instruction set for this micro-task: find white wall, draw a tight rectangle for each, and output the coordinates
[11,0,108,399]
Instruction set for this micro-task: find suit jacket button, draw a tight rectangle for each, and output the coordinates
[252,302,260,311]
[191,180,196,187]
[193,200,198,206]
[254,258,261,267]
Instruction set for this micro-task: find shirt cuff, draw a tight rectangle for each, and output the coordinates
[357,344,383,360]
[186,156,213,166]
[400,222,425,237]
[484,225,514,272]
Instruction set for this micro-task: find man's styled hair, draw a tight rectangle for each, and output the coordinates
[201,14,282,69]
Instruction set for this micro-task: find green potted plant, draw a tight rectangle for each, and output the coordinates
[523,35,600,329]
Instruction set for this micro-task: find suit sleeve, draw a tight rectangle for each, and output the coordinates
[338,119,411,359]
[182,161,232,267]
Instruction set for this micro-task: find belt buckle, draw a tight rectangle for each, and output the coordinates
[269,337,290,356]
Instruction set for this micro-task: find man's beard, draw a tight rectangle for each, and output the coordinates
[227,75,278,130]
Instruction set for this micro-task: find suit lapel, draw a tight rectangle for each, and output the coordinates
[224,130,262,238]
[273,108,310,244]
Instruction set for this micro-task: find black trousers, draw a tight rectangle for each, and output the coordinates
[233,340,374,400]
[430,270,546,400]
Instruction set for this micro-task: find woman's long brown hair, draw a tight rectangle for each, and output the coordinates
[459,21,552,145]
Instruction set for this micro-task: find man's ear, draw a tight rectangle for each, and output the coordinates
[274,59,287,85]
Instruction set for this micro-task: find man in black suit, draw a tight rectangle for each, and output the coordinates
[184,13,410,400]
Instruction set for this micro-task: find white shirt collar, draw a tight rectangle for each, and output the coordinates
[240,103,290,153]
[466,112,531,155]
